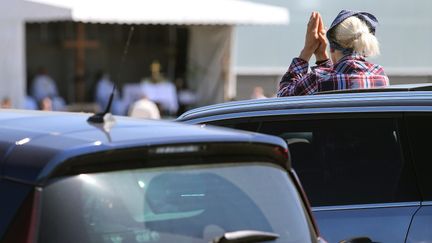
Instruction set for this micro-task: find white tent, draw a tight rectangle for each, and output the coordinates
[26,0,289,25]
[2,0,288,107]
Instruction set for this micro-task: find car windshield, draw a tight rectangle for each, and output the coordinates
[38,163,314,243]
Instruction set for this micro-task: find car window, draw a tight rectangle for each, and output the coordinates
[209,119,260,132]
[405,114,432,201]
[38,163,314,243]
[258,118,419,207]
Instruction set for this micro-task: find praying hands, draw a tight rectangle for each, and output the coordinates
[299,12,328,62]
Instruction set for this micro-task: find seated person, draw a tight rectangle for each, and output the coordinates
[141,61,178,116]
[128,92,161,119]
[31,67,66,110]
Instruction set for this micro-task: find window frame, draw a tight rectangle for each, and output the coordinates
[203,111,421,208]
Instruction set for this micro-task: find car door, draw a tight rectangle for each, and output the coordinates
[208,113,421,243]
[405,113,432,243]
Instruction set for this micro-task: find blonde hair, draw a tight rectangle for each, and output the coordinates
[333,16,380,57]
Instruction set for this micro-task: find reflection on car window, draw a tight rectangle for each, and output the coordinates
[259,118,419,207]
[38,163,313,243]
[406,114,432,201]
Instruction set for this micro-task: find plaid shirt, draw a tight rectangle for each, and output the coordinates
[277,53,389,96]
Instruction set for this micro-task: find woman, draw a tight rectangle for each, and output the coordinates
[277,10,389,96]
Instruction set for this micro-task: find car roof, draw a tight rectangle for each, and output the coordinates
[178,90,432,122]
[0,110,286,184]
[316,83,432,94]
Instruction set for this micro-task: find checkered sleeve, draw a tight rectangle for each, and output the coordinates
[372,64,390,86]
[277,58,319,96]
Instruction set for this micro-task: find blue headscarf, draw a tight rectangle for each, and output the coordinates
[327,10,379,54]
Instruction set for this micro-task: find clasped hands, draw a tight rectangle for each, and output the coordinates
[299,12,329,63]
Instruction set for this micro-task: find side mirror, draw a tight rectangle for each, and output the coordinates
[339,237,373,243]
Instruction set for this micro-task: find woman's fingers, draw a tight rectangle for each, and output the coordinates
[313,14,320,37]
[307,12,320,37]
[317,14,323,32]
[318,32,327,43]
[302,11,323,61]
[318,15,327,36]
[309,12,315,20]
[308,12,315,27]
[306,12,320,45]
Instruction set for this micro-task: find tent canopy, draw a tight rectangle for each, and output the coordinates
[0,0,288,108]
[26,0,289,25]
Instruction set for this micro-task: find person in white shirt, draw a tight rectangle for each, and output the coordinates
[140,61,178,115]
[128,92,161,119]
[31,67,65,111]
[31,68,60,101]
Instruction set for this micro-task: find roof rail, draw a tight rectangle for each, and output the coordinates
[316,83,432,95]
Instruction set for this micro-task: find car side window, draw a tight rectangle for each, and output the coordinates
[258,118,419,207]
[405,114,432,201]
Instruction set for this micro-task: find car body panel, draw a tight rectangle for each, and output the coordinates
[406,204,432,243]
[178,92,432,122]
[0,110,320,243]
[0,110,285,184]
[314,204,419,242]
[177,90,432,243]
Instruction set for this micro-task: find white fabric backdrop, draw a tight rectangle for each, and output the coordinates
[188,26,232,106]
[0,20,25,108]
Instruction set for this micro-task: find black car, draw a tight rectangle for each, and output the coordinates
[178,84,432,243]
[0,109,325,243]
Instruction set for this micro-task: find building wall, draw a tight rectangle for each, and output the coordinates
[0,20,25,108]
[236,75,280,100]
[236,75,432,101]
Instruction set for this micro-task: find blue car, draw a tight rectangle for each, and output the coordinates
[178,84,432,243]
[0,109,326,243]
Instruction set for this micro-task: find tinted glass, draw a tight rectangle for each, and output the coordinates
[209,119,260,132]
[0,181,32,239]
[39,163,314,243]
[405,114,432,201]
[258,118,418,206]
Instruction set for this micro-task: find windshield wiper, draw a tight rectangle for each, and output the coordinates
[212,230,279,243]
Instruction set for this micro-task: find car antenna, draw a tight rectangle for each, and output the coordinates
[87,26,135,123]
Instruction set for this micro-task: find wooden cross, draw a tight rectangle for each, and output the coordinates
[64,22,99,102]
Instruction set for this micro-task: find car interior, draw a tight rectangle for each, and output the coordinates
[38,171,273,243]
